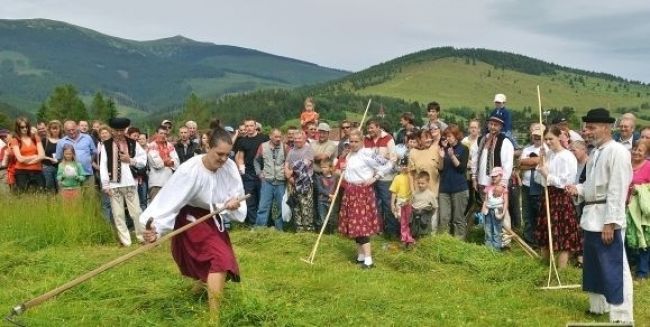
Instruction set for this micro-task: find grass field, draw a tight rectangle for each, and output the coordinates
[357,57,650,122]
[1,193,649,326]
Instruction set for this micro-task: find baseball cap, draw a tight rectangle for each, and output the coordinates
[317,122,331,132]
[494,94,507,103]
[490,167,504,177]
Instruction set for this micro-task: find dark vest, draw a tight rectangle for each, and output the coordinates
[476,133,506,176]
[103,138,136,183]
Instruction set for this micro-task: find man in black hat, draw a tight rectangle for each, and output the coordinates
[99,117,148,247]
[566,108,634,323]
[471,112,515,248]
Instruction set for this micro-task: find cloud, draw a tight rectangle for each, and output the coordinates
[1,0,648,82]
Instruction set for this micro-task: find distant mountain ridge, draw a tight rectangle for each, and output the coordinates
[0,18,348,112]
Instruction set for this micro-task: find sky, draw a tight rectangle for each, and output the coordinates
[2,0,649,82]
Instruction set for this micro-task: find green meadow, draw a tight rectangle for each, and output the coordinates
[1,193,648,326]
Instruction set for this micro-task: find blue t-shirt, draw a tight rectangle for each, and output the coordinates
[56,133,97,176]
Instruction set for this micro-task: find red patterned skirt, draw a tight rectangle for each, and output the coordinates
[171,206,240,283]
[534,186,582,252]
[338,183,380,238]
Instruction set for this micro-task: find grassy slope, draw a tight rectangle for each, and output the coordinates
[1,195,648,326]
[357,57,650,119]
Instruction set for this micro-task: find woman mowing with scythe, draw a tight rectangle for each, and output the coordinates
[141,126,246,320]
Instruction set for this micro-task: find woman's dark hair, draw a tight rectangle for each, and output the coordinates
[14,117,33,137]
[544,125,562,137]
[208,126,233,148]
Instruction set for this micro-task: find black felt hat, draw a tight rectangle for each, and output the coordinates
[108,117,131,129]
[581,108,616,124]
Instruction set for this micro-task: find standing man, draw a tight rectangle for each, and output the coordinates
[395,112,418,146]
[56,120,97,186]
[423,102,448,132]
[175,126,198,164]
[312,123,338,175]
[185,120,200,145]
[254,129,287,230]
[337,120,353,156]
[100,117,147,246]
[36,122,48,140]
[566,108,633,324]
[79,121,90,134]
[518,123,545,245]
[234,118,269,225]
[147,126,180,201]
[364,119,398,237]
[471,113,514,246]
[613,115,639,151]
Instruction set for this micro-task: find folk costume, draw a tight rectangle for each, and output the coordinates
[140,155,246,282]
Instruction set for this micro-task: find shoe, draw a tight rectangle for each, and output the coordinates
[352,258,364,265]
[360,263,375,269]
[584,310,605,316]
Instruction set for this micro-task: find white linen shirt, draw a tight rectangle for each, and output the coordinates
[343,148,394,185]
[100,141,147,190]
[140,156,246,236]
[576,140,632,232]
[535,148,577,188]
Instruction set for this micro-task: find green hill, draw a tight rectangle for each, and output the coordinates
[0,19,348,113]
[329,47,650,121]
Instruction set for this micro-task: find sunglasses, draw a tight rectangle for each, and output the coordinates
[341,126,351,129]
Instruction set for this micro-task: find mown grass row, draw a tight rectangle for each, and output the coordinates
[1,194,648,326]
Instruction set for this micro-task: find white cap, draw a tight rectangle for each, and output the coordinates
[317,122,331,132]
[494,94,507,103]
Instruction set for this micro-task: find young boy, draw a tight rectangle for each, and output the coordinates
[410,171,438,237]
[390,156,414,247]
[481,167,508,250]
[315,159,338,232]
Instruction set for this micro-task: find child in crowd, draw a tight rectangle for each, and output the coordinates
[390,156,414,247]
[481,167,508,250]
[300,97,319,132]
[315,159,338,232]
[410,171,438,237]
[57,144,86,199]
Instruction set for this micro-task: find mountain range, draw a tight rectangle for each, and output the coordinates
[0,18,347,114]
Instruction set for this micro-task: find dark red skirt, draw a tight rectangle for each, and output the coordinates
[338,183,380,238]
[171,206,240,283]
[534,186,582,252]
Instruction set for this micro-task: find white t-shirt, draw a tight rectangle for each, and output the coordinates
[520,144,542,187]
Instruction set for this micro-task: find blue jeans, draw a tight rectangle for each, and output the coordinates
[375,180,399,237]
[101,191,113,223]
[638,249,649,278]
[42,165,58,193]
[242,174,261,225]
[255,180,284,230]
[484,209,502,250]
[522,186,541,245]
[137,180,148,211]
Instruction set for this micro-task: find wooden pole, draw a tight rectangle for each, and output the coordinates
[537,85,562,288]
[503,227,540,258]
[10,195,250,316]
[302,99,373,264]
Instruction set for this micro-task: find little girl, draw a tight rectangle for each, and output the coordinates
[57,145,86,199]
[390,156,414,247]
[481,167,508,250]
[300,97,319,132]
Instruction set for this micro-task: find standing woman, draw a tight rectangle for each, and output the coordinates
[338,129,393,269]
[9,117,45,192]
[42,120,62,193]
[534,126,581,269]
[438,125,470,238]
[195,132,211,155]
[142,126,245,319]
[626,140,650,280]
[409,129,442,195]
